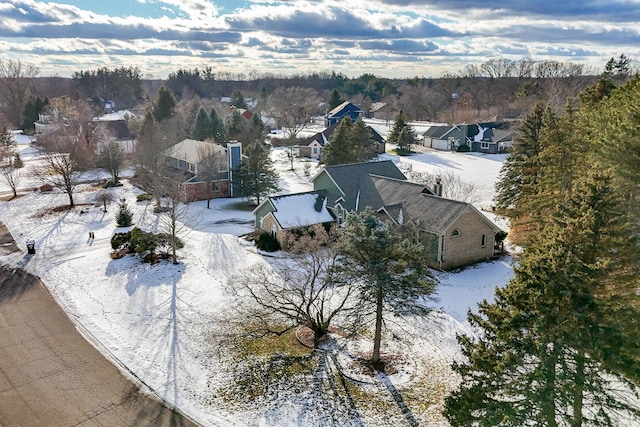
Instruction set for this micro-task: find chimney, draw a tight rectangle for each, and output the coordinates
[433,178,443,197]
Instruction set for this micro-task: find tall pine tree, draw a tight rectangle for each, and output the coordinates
[446,170,640,426]
[232,141,279,205]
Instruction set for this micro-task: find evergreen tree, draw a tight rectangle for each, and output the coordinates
[153,86,176,122]
[334,208,437,368]
[192,107,211,140]
[387,110,417,154]
[494,103,548,243]
[232,141,279,205]
[446,171,640,426]
[322,117,354,166]
[115,198,134,226]
[350,117,377,163]
[322,117,377,166]
[225,109,244,140]
[209,108,226,144]
[328,89,344,110]
[231,89,248,109]
[20,96,48,133]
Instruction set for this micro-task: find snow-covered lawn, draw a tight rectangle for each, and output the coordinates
[0,142,514,426]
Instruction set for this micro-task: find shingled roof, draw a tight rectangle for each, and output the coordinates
[320,160,407,211]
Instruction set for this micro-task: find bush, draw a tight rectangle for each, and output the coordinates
[456,144,471,152]
[103,180,123,188]
[256,232,280,252]
[115,198,134,226]
[111,231,131,250]
[136,193,153,202]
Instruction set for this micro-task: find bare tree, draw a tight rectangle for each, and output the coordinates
[227,225,354,345]
[94,190,114,212]
[153,173,190,264]
[0,156,23,199]
[266,86,321,139]
[33,147,80,206]
[0,58,39,126]
[197,142,226,209]
[95,140,126,184]
[406,169,479,204]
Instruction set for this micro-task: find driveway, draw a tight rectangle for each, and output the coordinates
[0,223,199,427]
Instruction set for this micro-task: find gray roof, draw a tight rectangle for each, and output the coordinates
[321,161,407,210]
[422,125,453,138]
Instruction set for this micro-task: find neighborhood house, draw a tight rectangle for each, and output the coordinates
[255,160,503,270]
[162,139,242,202]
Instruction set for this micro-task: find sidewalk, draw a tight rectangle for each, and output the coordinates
[0,223,198,427]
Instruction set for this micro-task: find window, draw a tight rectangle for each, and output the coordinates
[313,147,318,154]
[481,234,486,247]
[451,229,460,237]
[210,181,220,192]
[480,142,490,150]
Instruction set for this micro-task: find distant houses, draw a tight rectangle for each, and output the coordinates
[421,122,515,153]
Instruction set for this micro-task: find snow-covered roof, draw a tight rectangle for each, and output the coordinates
[269,191,334,229]
[94,110,135,122]
[163,139,226,164]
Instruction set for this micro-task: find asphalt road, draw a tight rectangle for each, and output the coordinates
[0,223,199,427]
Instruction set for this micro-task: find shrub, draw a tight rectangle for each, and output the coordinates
[256,232,280,252]
[104,180,123,188]
[115,198,134,226]
[136,193,153,202]
[456,144,471,152]
[111,231,131,250]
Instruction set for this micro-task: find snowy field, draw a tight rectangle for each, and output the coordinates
[0,140,514,426]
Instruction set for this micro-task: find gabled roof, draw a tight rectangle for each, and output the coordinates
[264,190,335,230]
[299,121,385,148]
[163,139,226,164]
[327,101,362,118]
[318,160,407,211]
[422,125,453,138]
[369,176,500,235]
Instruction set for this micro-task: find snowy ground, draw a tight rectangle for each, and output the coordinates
[0,140,514,426]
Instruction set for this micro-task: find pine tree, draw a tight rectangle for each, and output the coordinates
[322,117,354,166]
[446,171,640,426]
[115,198,134,226]
[335,208,437,368]
[323,117,377,166]
[192,107,211,140]
[328,89,344,110]
[387,110,416,154]
[232,141,279,205]
[153,86,176,122]
[494,103,548,243]
[209,108,226,144]
[231,89,247,109]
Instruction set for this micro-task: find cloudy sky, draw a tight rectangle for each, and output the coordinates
[1,0,639,79]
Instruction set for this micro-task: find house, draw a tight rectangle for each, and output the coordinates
[325,101,362,127]
[92,110,137,154]
[252,191,335,249]
[34,109,59,135]
[368,102,394,121]
[162,139,242,202]
[422,122,514,153]
[298,121,386,160]
[255,160,503,270]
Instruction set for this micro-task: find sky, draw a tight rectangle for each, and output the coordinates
[1,0,639,79]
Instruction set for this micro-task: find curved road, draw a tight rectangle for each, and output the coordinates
[0,223,199,427]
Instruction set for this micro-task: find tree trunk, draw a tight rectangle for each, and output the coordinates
[572,351,585,427]
[542,348,559,427]
[371,285,384,368]
[68,191,74,207]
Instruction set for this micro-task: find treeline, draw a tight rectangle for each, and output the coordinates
[11,55,633,128]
